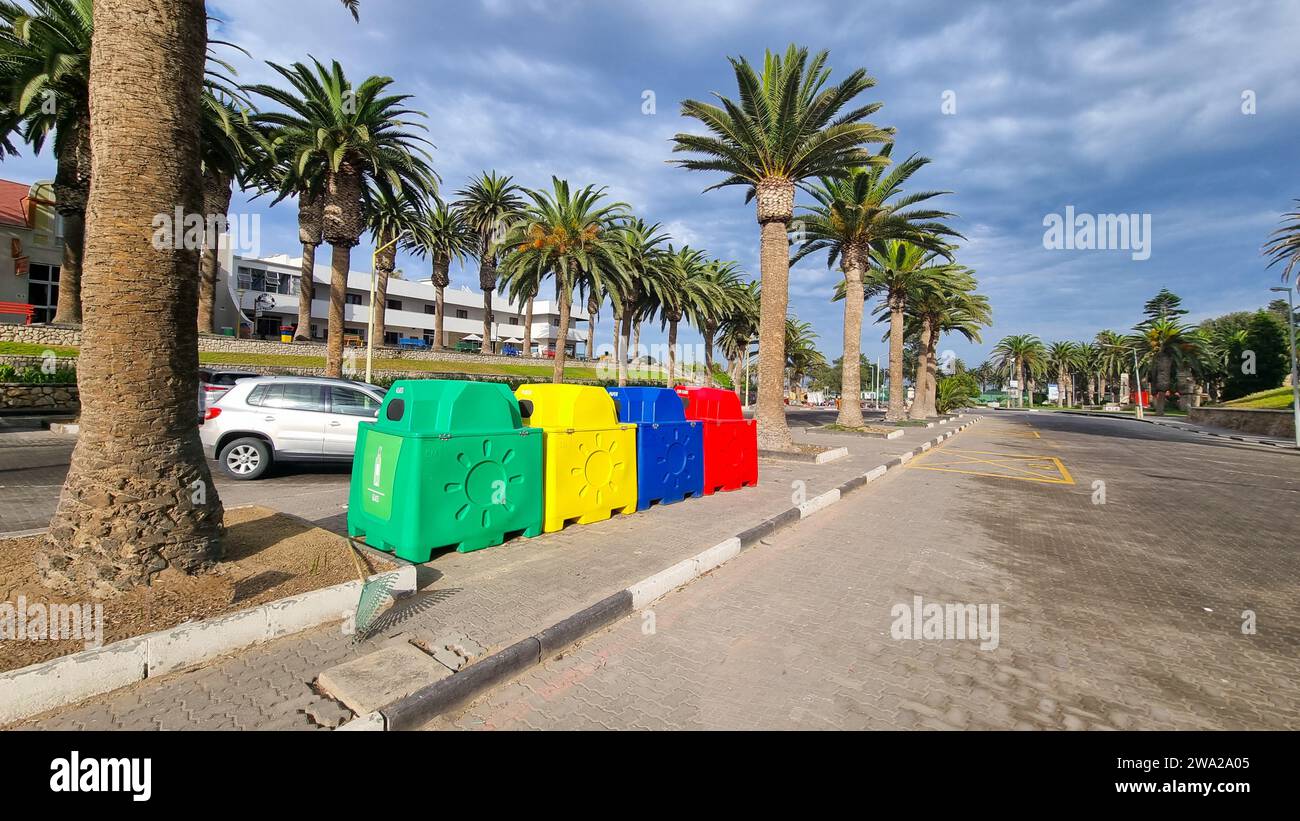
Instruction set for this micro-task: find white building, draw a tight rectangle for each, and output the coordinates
[213,245,589,357]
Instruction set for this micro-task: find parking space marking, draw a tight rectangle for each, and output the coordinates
[907,447,1075,485]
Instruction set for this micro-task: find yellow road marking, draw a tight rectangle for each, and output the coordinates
[908,447,1074,485]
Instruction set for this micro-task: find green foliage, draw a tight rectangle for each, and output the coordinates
[936,372,979,413]
[0,363,76,384]
[1222,311,1289,400]
[1221,386,1294,410]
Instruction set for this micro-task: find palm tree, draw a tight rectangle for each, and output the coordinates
[197,94,262,334]
[792,145,960,426]
[784,318,825,403]
[1045,341,1081,407]
[42,0,220,594]
[498,178,630,383]
[693,260,744,387]
[653,245,717,386]
[613,218,671,384]
[1094,329,1127,403]
[456,172,524,356]
[365,179,427,347]
[991,334,1047,408]
[256,132,327,341]
[672,44,892,450]
[415,200,475,351]
[0,0,92,325]
[1132,318,1198,415]
[248,58,436,377]
[857,240,946,422]
[1263,199,1300,281]
[719,281,760,400]
[905,268,988,418]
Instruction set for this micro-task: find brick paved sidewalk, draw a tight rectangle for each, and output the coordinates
[12,416,970,730]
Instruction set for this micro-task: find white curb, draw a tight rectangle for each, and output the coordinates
[798,489,840,519]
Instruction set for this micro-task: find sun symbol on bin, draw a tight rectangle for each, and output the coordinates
[654,427,693,483]
[572,433,625,505]
[444,440,524,528]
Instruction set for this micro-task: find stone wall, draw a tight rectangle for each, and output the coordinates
[0,323,81,348]
[0,383,79,412]
[1189,407,1295,439]
[0,324,589,368]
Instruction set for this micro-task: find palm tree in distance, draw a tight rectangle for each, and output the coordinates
[248,58,436,377]
[991,334,1047,408]
[693,259,745,387]
[416,200,476,351]
[672,44,893,450]
[792,144,960,426]
[614,219,671,385]
[456,172,525,356]
[497,178,630,383]
[365,179,428,347]
[1263,199,1300,282]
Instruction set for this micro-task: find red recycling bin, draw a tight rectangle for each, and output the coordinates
[674,386,758,495]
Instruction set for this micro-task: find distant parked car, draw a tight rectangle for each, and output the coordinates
[198,369,260,419]
[199,376,386,480]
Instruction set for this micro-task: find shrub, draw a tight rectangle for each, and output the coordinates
[0,363,77,384]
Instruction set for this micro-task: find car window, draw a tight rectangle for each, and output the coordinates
[246,385,269,406]
[330,387,381,417]
[213,372,258,386]
[261,384,326,412]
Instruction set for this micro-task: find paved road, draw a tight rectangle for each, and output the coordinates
[433,411,1300,730]
[0,416,351,535]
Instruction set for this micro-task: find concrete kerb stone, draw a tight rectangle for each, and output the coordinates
[356,417,985,731]
[0,563,415,725]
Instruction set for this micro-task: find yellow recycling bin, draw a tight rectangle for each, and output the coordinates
[515,384,638,533]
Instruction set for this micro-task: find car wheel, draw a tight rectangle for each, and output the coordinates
[219,437,272,480]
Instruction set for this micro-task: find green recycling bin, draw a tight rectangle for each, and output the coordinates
[348,379,544,561]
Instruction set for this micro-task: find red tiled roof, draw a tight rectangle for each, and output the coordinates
[0,178,33,229]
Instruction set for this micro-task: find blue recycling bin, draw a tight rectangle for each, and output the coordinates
[607,386,704,510]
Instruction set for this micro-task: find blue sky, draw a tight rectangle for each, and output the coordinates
[4,0,1298,365]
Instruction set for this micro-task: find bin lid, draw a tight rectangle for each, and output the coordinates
[375,379,524,435]
[674,385,744,421]
[606,386,687,424]
[515,383,621,430]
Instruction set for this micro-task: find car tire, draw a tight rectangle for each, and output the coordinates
[219,437,272,480]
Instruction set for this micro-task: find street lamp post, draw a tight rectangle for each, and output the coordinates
[1269,285,1300,449]
[366,231,407,384]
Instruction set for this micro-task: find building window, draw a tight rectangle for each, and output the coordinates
[26,263,60,323]
[236,266,297,296]
[508,316,519,325]
[386,299,402,311]
[423,305,436,315]
[345,294,363,306]
[455,309,468,319]
[383,331,400,345]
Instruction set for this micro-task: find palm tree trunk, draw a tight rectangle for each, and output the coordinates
[296,192,323,341]
[586,296,597,361]
[837,256,866,427]
[885,292,907,423]
[433,284,445,350]
[910,317,934,420]
[481,288,493,355]
[923,328,940,417]
[551,286,572,384]
[52,111,90,326]
[618,311,632,386]
[326,244,349,377]
[703,328,716,388]
[755,179,796,450]
[373,232,396,350]
[1018,363,1026,408]
[523,294,534,356]
[44,0,221,595]
[632,321,641,363]
[53,212,85,325]
[197,171,232,335]
[296,243,316,341]
[667,319,678,386]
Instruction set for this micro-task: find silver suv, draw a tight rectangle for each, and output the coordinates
[200,376,387,480]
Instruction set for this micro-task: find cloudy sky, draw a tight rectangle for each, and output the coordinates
[5,0,1298,365]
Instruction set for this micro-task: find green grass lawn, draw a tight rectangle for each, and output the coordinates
[1219,386,1295,410]
[0,341,79,357]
